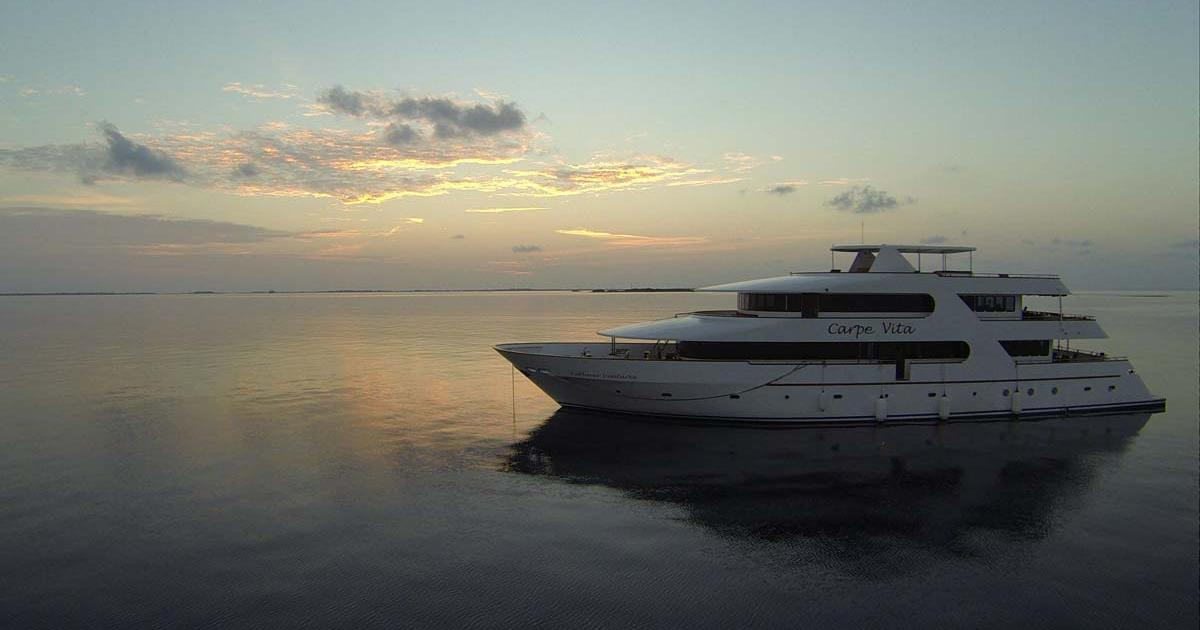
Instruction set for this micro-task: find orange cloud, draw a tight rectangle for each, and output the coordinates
[555,228,707,247]
[465,206,548,214]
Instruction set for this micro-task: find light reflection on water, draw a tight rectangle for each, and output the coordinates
[0,291,1195,628]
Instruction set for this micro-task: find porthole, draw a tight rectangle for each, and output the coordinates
[927,392,937,398]
[1108,385,1116,391]
[1002,389,1010,396]
[1027,388,1035,396]
[729,394,740,399]
[1084,386,1092,392]
[972,391,978,396]
[1051,387,1059,395]
[784,395,790,400]
[833,394,843,400]
[661,393,673,397]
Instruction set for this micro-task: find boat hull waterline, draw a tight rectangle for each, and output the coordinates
[496,342,1164,423]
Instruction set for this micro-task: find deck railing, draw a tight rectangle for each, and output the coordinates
[1022,310,1095,321]
[1052,348,1116,362]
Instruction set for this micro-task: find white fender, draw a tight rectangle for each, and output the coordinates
[1011,390,1022,415]
[938,395,950,421]
[818,391,830,411]
[874,397,888,421]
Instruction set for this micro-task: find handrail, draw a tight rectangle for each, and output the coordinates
[786,271,1061,279]
[675,310,755,318]
[935,271,1061,279]
[1052,348,1124,362]
[1021,310,1095,321]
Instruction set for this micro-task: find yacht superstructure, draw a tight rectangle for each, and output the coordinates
[496,244,1164,422]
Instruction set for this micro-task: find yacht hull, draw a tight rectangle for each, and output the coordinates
[496,343,1165,423]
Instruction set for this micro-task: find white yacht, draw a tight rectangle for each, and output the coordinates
[496,244,1165,423]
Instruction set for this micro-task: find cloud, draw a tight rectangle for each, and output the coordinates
[819,178,868,186]
[0,207,288,250]
[512,244,543,253]
[101,123,185,180]
[222,82,298,100]
[465,206,547,214]
[17,84,86,97]
[555,228,707,247]
[384,123,419,146]
[316,86,526,139]
[317,85,370,116]
[234,162,260,178]
[0,122,535,203]
[451,234,465,239]
[721,152,783,173]
[665,177,743,188]
[765,181,807,195]
[921,235,948,244]
[499,156,706,197]
[0,95,711,205]
[0,192,135,207]
[825,185,913,213]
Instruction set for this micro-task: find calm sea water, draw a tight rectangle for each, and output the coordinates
[1,291,1196,629]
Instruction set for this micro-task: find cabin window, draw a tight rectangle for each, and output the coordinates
[737,293,934,314]
[1000,340,1050,357]
[676,340,969,361]
[959,294,1018,312]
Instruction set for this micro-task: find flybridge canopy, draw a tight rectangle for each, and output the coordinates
[831,244,977,254]
[830,243,974,273]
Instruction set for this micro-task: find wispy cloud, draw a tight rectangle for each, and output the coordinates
[17,84,86,97]
[511,244,543,253]
[665,176,744,187]
[0,207,289,249]
[555,228,706,247]
[465,206,548,214]
[819,177,868,186]
[722,152,782,173]
[0,192,135,207]
[222,82,299,100]
[825,185,914,213]
[499,156,706,197]
[921,235,948,244]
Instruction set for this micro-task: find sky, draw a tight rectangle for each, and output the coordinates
[1,0,1197,292]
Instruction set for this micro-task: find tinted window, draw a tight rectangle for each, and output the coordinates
[959,294,1018,312]
[677,341,970,361]
[738,293,933,313]
[1000,340,1050,356]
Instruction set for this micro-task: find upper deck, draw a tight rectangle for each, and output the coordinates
[702,244,1068,296]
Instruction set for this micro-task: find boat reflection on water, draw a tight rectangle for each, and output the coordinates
[506,411,1151,561]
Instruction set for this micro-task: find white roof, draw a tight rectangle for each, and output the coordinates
[699,272,1068,295]
[831,243,976,254]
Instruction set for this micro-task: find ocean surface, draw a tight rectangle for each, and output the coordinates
[1,291,1196,629]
